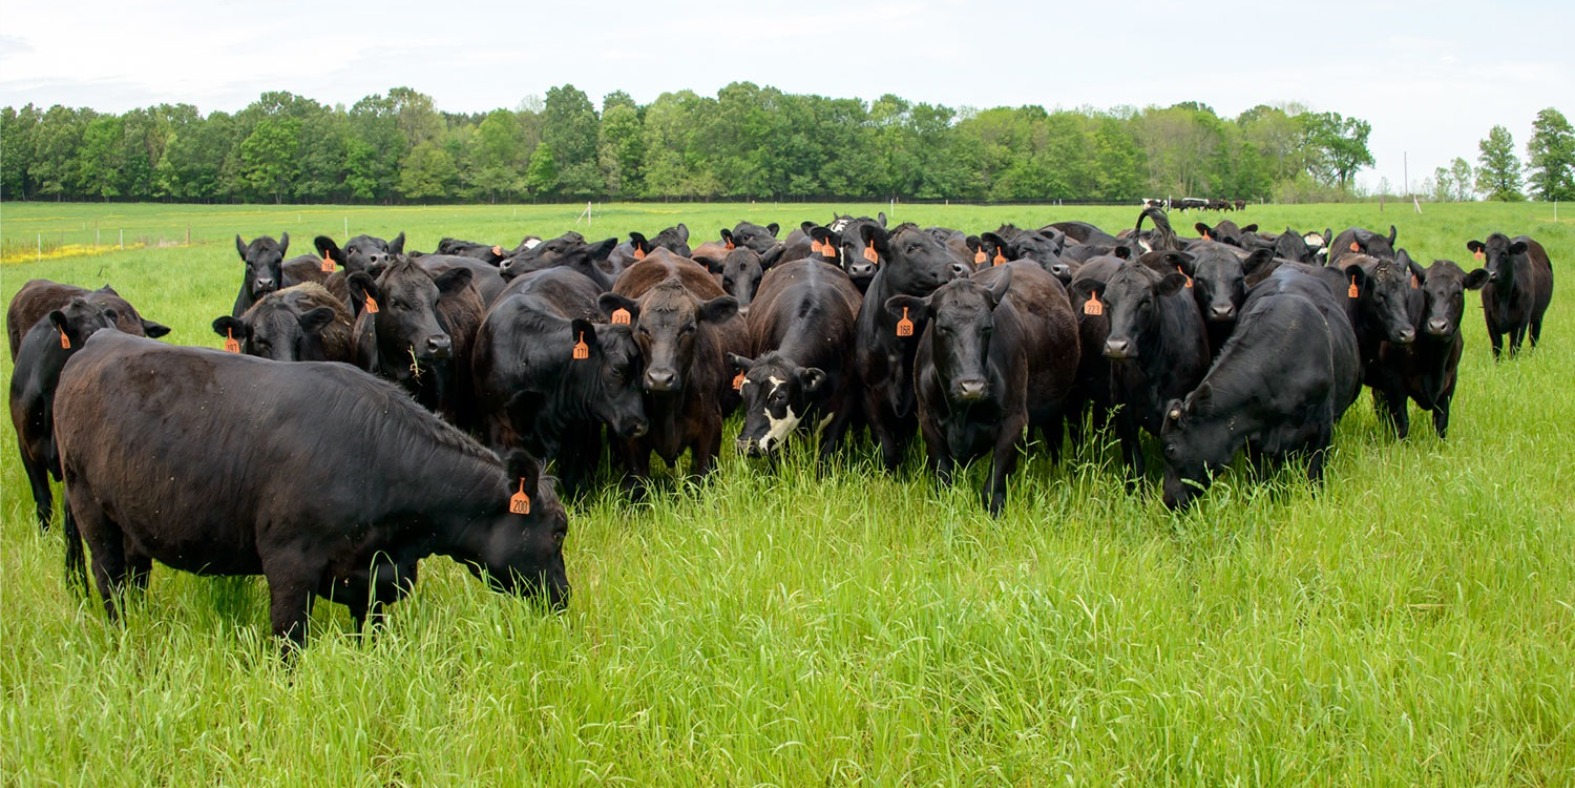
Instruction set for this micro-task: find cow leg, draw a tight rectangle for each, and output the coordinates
[126,551,153,592]
[689,418,722,484]
[1377,384,1409,439]
[616,439,651,503]
[82,515,129,623]
[1488,328,1503,361]
[263,565,319,658]
[20,444,53,532]
[1530,317,1544,348]
[816,407,856,472]
[1038,415,1065,466]
[1113,408,1145,490]
[984,417,1028,516]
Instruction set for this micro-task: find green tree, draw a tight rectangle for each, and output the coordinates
[398,139,457,201]
[1300,111,1374,190]
[524,140,559,198]
[543,84,602,198]
[598,93,644,198]
[468,108,527,202]
[1450,157,1475,201]
[239,117,300,203]
[346,93,404,202]
[1,105,39,199]
[75,115,126,199]
[1476,125,1524,201]
[1525,107,1575,201]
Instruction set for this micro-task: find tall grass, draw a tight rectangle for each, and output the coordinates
[2,202,1571,783]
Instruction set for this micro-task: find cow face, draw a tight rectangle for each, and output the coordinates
[706,248,764,313]
[870,223,956,294]
[49,297,120,352]
[888,271,1012,404]
[727,221,781,257]
[88,284,170,338]
[729,352,827,457]
[1417,259,1490,338]
[1345,256,1417,345]
[1466,233,1530,289]
[351,260,471,372]
[601,281,737,394]
[650,224,691,257]
[571,318,648,440]
[235,233,290,299]
[498,232,612,281]
[212,300,338,362]
[1094,264,1189,360]
[473,452,570,610]
[1160,391,1232,510]
[316,232,406,278]
[1190,247,1272,324]
[1007,230,1067,269]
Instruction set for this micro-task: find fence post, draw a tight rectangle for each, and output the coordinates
[119,229,124,249]
[37,233,42,263]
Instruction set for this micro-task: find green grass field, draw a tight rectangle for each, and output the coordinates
[2,201,1572,783]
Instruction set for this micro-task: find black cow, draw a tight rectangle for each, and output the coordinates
[727,259,863,461]
[1467,233,1554,360]
[233,233,311,318]
[599,251,745,494]
[700,247,767,315]
[1063,255,1126,442]
[1071,258,1210,485]
[471,268,647,497]
[348,258,483,426]
[315,232,407,307]
[55,332,568,655]
[498,233,618,292]
[612,225,692,270]
[1374,258,1489,438]
[1180,244,1277,356]
[853,223,959,472]
[886,262,1079,514]
[1329,225,1398,265]
[417,255,509,306]
[810,216,889,294]
[1342,254,1419,404]
[211,282,356,363]
[7,280,168,359]
[10,298,120,531]
[1160,286,1359,510]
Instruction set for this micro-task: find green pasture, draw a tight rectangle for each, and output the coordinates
[1,201,1572,783]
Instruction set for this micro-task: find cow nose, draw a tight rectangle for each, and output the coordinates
[1396,328,1416,344]
[957,378,987,400]
[1209,304,1235,321]
[1427,318,1449,335]
[255,278,275,291]
[645,369,676,391]
[426,335,452,358]
[626,419,649,439]
[952,262,972,278]
[737,437,758,456]
[1049,264,1070,280]
[1104,338,1134,359]
[737,305,751,318]
[850,263,875,278]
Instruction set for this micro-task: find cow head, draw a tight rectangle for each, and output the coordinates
[1466,233,1529,289]
[599,279,737,394]
[1160,389,1232,510]
[569,318,648,440]
[887,270,1013,405]
[1344,255,1416,345]
[1191,247,1274,325]
[726,221,781,257]
[350,259,472,375]
[870,223,956,294]
[1417,259,1489,338]
[467,451,570,611]
[88,284,170,338]
[728,351,828,458]
[49,297,120,352]
[498,232,612,282]
[650,223,692,257]
[315,232,405,279]
[1082,262,1189,361]
[235,233,290,299]
[212,291,340,362]
[704,248,765,314]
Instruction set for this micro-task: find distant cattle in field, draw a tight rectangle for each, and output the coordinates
[1467,233,1553,360]
[55,332,568,656]
[1373,258,1488,438]
[7,280,168,359]
[211,282,355,364]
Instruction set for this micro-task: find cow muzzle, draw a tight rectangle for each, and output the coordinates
[644,369,678,392]
[955,378,988,402]
[1208,304,1236,321]
[1426,318,1450,336]
[425,335,453,360]
[1103,338,1136,359]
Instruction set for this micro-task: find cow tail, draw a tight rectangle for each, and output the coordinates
[62,494,89,597]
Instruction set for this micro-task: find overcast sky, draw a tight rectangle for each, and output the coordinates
[2,0,1568,194]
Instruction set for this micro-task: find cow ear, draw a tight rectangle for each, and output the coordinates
[1069,279,1106,304]
[885,294,930,323]
[297,307,336,336]
[862,224,891,256]
[1463,268,1490,290]
[965,235,982,254]
[347,272,381,306]
[877,211,888,228]
[1509,240,1528,255]
[1465,240,1484,254]
[314,235,344,263]
[212,315,248,341]
[48,309,70,334]
[141,319,172,338]
[696,253,725,274]
[389,232,406,255]
[1194,222,1213,238]
[96,283,121,296]
[570,318,600,351]
[726,353,753,373]
[503,450,543,506]
[628,232,651,256]
[586,237,619,263]
[1111,245,1131,260]
[1241,224,1258,233]
[598,293,639,323]
[435,267,474,295]
[697,295,738,324]
[1190,382,1213,412]
[1158,272,1189,296]
[766,223,780,238]
[986,268,1012,308]
[719,228,734,245]
[980,231,1007,250]
[809,226,839,247]
[759,244,786,270]
[1343,263,1369,291]
[674,223,689,244]
[278,232,290,255]
[1164,398,1185,425]
[1387,225,1397,247]
[235,235,248,260]
[1406,257,1428,286]
[800,366,827,393]
[1242,248,1276,276]
[1170,251,1196,276]
[800,221,817,235]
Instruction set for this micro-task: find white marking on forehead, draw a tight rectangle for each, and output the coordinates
[523,238,542,250]
[829,218,851,233]
[1303,233,1325,248]
[761,403,802,453]
[767,375,785,392]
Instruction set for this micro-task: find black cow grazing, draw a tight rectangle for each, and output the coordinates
[854,223,960,472]
[1160,287,1360,510]
[1071,259,1209,485]
[498,233,618,292]
[348,258,484,427]
[7,280,169,359]
[1181,244,1277,357]
[471,268,647,498]
[1329,225,1398,265]
[55,332,568,655]
[887,262,1080,514]
[233,233,311,318]
[1373,258,1489,438]
[1193,220,1258,247]
[728,259,864,461]
[599,250,745,494]
[1467,233,1554,360]
[10,298,120,531]
[210,283,356,364]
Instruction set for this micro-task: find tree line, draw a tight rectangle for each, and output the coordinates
[0,83,1419,206]
[1435,108,1575,203]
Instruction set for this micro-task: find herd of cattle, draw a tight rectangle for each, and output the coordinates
[6,206,1554,652]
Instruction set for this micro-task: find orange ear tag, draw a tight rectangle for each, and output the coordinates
[993,251,1007,266]
[1410,274,1419,289]
[974,250,987,265]
[491,245,503,257]
[896,307,914,337]
[223,328,240,353]
[732,370,745,391]
[508,478,531,515]
[611,308,631,325]
[811,239,824,255]
[572,331,589,360]
[824,244,839,260]
[1083,293,1104,316]
[863,246,879,264]
[1202,231,1212,241]
[1179,265,1193,288]
[1473,250,1485,261]
[59,330,71,349]
[725,239,735,250]
[1349,241,1360,253]
[320,256,335,273]
[1348,276,1359,299]
[364,295,380,314]
[633,247,646,261]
